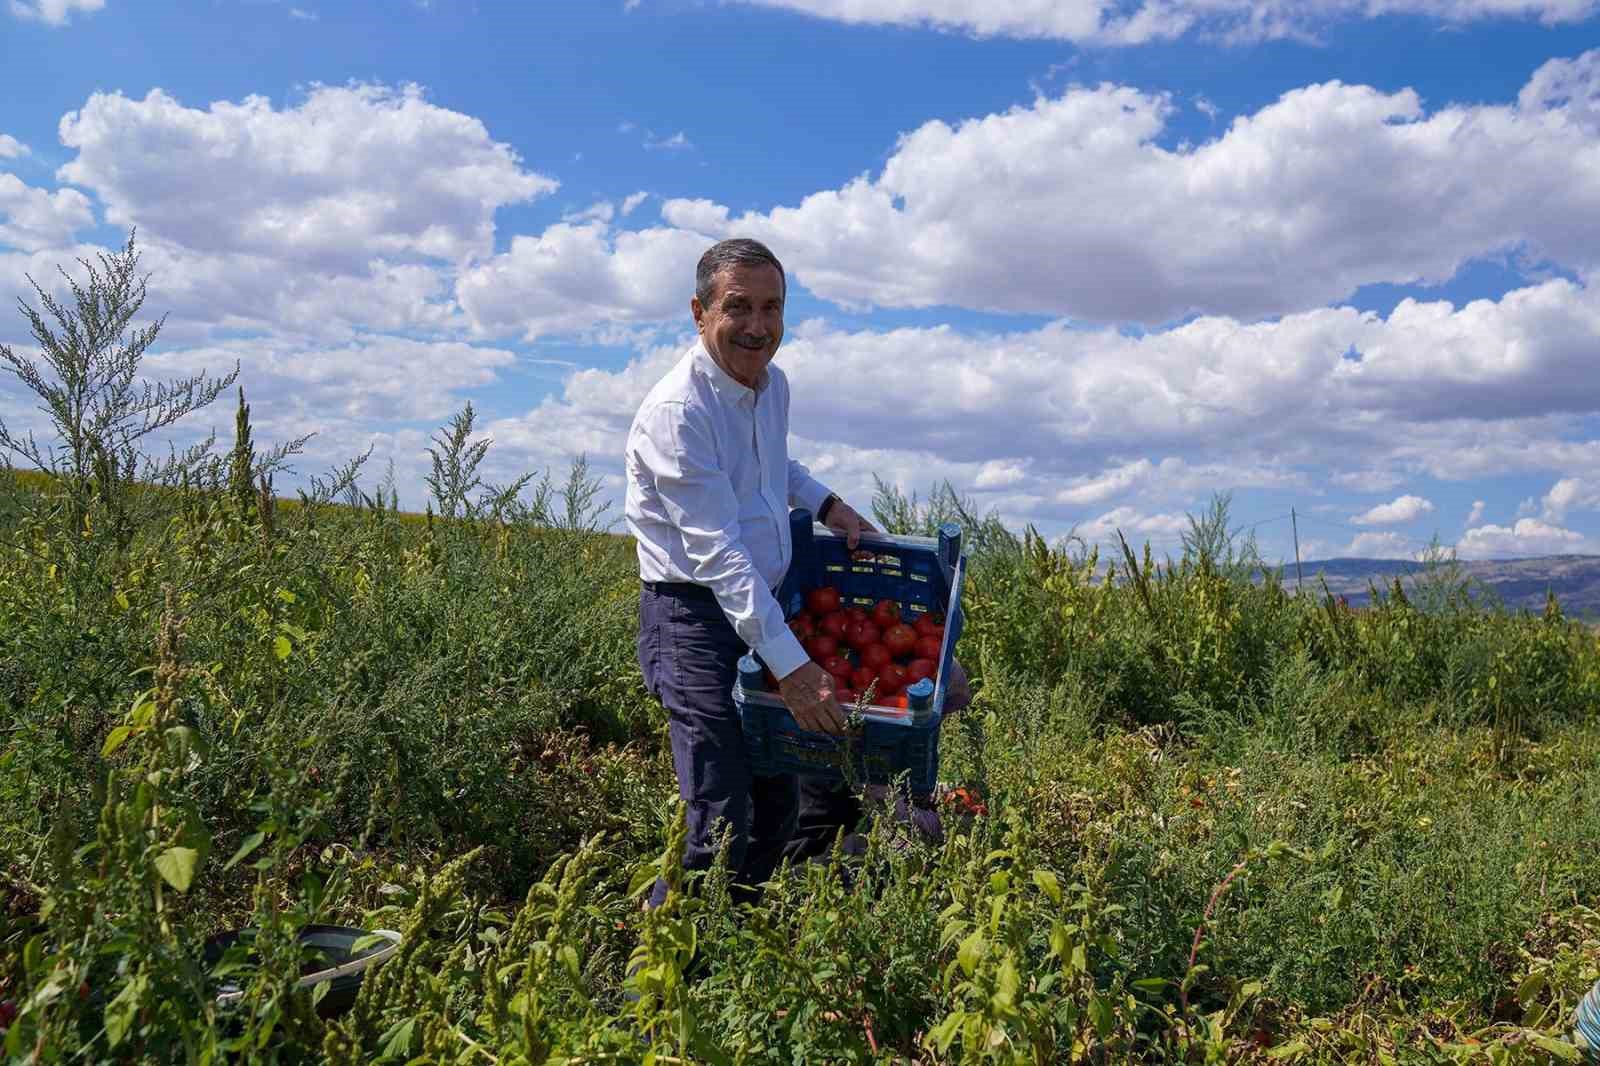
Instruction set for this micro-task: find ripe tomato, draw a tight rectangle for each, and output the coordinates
[820,611,848,638]
[854,621,881,650]
[834,687,858,706]
[850,665,878,691]
[872,598,901,628]
[861,643,892,669]
[806,586,841,615]
[805,634,839,660]
[879,662,907,695]
[913,615,939,638]
[846,606,869,625]
[914,635,942,660]
[906,657,936,683]
[789,616,815,641]
[884,694,909,709]
[821,655,852,682]
[882,623,916,658]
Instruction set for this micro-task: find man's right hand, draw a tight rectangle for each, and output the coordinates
[777,660,849,736]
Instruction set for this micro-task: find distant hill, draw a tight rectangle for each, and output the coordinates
[1280,554,1600,618]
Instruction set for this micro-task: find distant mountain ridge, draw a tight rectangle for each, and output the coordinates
[1280,554,1600,618]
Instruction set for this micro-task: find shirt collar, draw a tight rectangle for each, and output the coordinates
[693,342,767,405]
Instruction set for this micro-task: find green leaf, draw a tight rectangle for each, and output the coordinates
[224,831,266,871]
[272,635,292,661]
[102,725,132,757]
[1088,993,1113,1037]
[1032,869,1063,906]
[379,1017,417,1059]
[1529,1034,1581,1062]
[154,846,200,892]
[1265,1039,1308,1059]
[957,930,987,978]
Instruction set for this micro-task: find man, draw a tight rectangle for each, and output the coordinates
[625,238,874,908]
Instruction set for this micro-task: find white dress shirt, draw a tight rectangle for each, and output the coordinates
[625,342,832,680]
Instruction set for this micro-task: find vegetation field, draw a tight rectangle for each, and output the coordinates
[5,244,1600,1063]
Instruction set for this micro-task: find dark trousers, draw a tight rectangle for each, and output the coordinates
[785,776,945,865]
[638,586,799,909]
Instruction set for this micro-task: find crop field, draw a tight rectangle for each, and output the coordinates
[5,423,1600,1064]
[5,247,1600,1064]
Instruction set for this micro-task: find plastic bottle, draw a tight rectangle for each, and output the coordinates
[738,654,768,693]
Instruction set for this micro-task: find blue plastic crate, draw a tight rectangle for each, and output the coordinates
[734,510,967,792]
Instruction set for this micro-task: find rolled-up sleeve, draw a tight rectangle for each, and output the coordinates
[635,401,809,679]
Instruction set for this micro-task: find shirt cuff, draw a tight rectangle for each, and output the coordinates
[790,475,832,518]
[757,628,811,681]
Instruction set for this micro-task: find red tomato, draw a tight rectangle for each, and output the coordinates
[861,643,892,669]
[914,635,942,660]
[850,665,878,691]
[805,634,839,660]
[846,606,869,625]
[848,621,881,651]
[822,655,852,682]
[806,586,841,615]
[789,616,815,641]
[906,657,936,683]
[913,615,939,638]
[879,663,907,695]
[872,598,901,628]
[820,612,848,638]
[834,687,858,706]
[884,694,909,709]
[883,623,916,658]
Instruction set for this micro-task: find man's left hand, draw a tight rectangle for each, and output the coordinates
[823,498,876,550]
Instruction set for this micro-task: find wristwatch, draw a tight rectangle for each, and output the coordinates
[817,493,840,524]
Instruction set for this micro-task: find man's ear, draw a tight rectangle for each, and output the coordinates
[690,296,705,331]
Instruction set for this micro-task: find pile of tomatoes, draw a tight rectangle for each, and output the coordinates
[785,585,945,709]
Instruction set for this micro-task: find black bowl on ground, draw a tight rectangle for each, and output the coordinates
[202,924,402,1019]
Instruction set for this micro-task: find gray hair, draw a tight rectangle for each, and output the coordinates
[695,238,786,306]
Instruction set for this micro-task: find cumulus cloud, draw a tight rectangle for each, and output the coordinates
[1354,494,1435,525]
[57,85,555,271]
[1345,531,1418,557]
[1467,499,1486,525]
[1457,518,1597,558]
[455,221,711,339]
[734,0,1598,43]
[663,57,1600,322]
[1543,477,1600,520]
[0,174,94,251]
[0,135,29,159]
[8,0,104,26]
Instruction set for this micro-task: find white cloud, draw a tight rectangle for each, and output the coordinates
[1353,494,1435,525]
[621,191,650,216]
[644,130,693,151]
[0,174,94,251]
[455,221,711,339]
[1344,531,1418,557]
[1457,518,1597,558]
[0,135,29,159]
[663,57,1600,322]
[288,6,318,19]
[1520,49,1600,132]
[1466,499,1486,525]
[564,201,616,224]
[8,0,104,26]
[733,0,1598,44]
[57,85,555,270]
[1543,477,1600,520]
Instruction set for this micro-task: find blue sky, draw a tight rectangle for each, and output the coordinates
[3,0,1600,563]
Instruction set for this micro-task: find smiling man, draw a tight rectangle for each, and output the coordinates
[625,238,874,908]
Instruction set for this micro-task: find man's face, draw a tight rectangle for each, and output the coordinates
[692,263,785,389]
